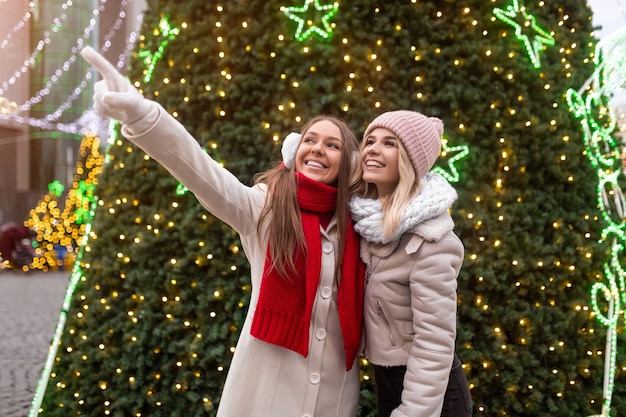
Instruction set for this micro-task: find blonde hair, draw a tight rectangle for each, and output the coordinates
[256,115,359,279]
[350,137,422,239]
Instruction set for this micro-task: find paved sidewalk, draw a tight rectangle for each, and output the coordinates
[0,269,70,417]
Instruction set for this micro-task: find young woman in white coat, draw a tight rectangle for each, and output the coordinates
[81,46,366,417]
[349,110,472,417]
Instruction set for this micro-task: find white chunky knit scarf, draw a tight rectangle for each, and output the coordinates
[350,172,458,244]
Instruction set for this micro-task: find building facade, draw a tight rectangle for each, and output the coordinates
[0,0,146,226]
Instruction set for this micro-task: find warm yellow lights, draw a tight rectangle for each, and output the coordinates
[26,6,610,415]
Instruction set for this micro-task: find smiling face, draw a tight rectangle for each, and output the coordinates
[360,127,401,199]
[294,119,344,185]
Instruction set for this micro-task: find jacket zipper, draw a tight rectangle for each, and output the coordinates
[376,300,396,346]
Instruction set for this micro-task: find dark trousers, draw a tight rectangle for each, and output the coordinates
[372,354,473,417]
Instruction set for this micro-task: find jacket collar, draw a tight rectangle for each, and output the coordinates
[360,212,455,262]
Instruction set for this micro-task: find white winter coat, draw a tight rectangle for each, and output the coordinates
[122,103,360,417]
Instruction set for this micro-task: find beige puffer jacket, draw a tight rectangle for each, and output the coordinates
[350,177,464,417]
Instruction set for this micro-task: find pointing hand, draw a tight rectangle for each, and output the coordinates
[81,46,153,125]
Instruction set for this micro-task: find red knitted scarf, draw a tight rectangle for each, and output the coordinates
[250,172,365,370]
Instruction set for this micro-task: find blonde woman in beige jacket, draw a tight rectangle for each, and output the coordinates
[350,111,472,417]
[81,46,366,417]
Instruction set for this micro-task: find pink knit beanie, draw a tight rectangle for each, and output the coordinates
[364,110,443,178]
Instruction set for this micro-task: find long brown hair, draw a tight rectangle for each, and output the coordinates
[255,115,359,279]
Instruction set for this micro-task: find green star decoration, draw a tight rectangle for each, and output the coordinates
[282,0,339,41]
[432,139,470,183]
[493,0,555,69]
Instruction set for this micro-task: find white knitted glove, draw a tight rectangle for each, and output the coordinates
[81,46,156,132]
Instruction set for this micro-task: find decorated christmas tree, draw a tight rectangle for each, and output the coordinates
[35,1,624,416]
[26,133,104,271]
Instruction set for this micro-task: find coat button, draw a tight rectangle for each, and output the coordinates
[315,329,327,340]
[322,242,334,253]
[320,287,332,298]
[309,373,321,384]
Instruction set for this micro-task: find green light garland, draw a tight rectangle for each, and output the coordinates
[566,67,624,417]
[28,204,96,417]
[281,0,339,41]
[137,16,180,84]
[493,0,555,69]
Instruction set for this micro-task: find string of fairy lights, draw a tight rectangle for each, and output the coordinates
[0,0,620,415]
[0,1,36,49]
[0,0,143,134]
[0,0,74,95]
